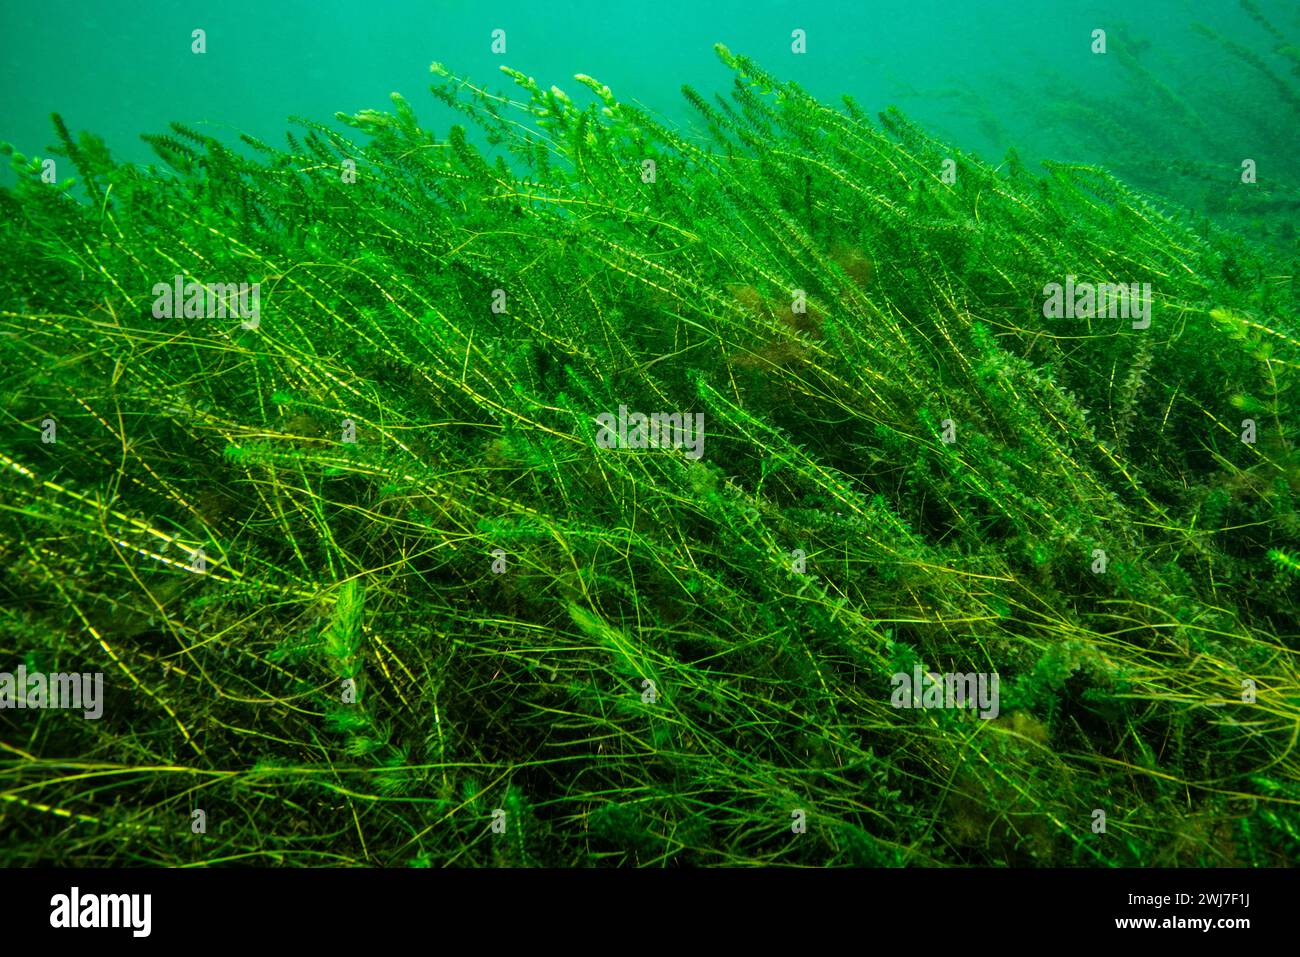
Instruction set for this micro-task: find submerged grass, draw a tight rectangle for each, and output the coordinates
[0,44,1298,866]
[1002,0,1300,244]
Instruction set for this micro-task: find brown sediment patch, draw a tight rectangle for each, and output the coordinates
[829,241,874,290]
[724,282,824,371]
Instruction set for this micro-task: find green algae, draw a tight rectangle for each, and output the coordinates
[0,45,1297,867]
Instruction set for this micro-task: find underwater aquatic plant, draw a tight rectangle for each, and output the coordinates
[0,43,1296,867]
[994,0,1300,247]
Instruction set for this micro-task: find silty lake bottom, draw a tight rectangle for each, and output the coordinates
[0,0,1297,867]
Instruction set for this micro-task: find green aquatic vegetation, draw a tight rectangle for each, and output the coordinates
[0,44,1297,867]
[1014,1,1300,246]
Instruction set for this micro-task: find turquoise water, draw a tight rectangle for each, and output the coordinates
[3,0,1299,876]
[2,0,1293,199]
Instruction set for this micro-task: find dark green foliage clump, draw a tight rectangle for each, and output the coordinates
[0,45,1297,866]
